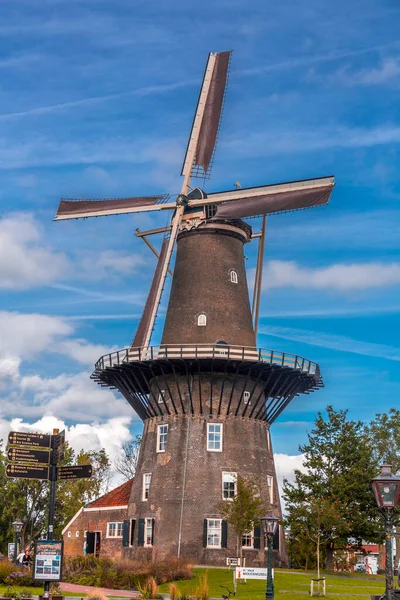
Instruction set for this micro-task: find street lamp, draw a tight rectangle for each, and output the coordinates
[370,465,400,600]
[12,520,23,564]
[261,511,280,600]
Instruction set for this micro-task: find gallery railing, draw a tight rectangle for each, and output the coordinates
[94,344,318,375]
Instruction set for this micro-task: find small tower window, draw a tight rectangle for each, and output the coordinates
[197,314,207,327]
[243,391,251,405]
[158,390,165,404]
[230,270,238,284]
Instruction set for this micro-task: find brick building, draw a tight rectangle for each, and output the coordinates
[62,479,133,559]
[92,218,323,566]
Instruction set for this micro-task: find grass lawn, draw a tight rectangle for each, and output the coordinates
[0,587,85,597]
[158,567,393,600]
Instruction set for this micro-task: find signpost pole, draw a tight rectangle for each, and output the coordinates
[43,429,59,600]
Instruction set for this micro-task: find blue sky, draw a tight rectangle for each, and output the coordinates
[0,0,399,485]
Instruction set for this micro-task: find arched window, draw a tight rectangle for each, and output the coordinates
[197,314,207,326]
[230,270,238,284]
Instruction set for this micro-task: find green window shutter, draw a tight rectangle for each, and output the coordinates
[253,524,261,549]
[203,519,208,547]
[122,520,129,547]
[138,518,145,546]
[221,520,228,548]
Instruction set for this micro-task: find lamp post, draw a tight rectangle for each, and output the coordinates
[12,520,23,565]
[370,465,400,600]
[261,512,280,600]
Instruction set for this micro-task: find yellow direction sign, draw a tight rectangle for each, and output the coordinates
[57,465,92,480]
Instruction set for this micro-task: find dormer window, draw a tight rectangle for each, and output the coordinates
[197,314,207,326]
[230,270,238,284]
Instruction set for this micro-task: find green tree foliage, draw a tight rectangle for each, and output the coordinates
[114,435,142,481]
[218,475,266,562]
[365,408,400,475]
[0,439,111,552]
[283,406,379,570]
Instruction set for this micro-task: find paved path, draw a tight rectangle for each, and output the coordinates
[59,582,140,597]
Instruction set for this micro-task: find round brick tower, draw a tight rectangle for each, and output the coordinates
[92,216,323,566]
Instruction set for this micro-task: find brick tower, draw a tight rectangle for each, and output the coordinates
[54,51,333,566]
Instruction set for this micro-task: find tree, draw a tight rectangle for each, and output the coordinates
[114,435,142,481]
[283,406,379,570]
[365,409,400,475]
[218,475,266,564]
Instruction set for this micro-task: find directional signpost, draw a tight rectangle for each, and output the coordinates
[6,464,49,480]
[58,465,93,480]
[7,447,51,464]
[6,428,92,600]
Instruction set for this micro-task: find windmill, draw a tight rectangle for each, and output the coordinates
[55,51,334,565]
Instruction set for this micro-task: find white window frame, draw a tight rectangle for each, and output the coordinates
[230,270,238,284]
[222,471,237,500]
[144,518,153,547]
[106,522,123,538]
[67,531,71,538]
[242,530,254,549]
[243,390,251,404]
[267,475,274,504]
[206,518,222,548]
[158,390,165,404]
[157,424,168,453]
[197,313,207,326]
[207,423,223,452]
[75,531,79,537]
[142,473,152,501]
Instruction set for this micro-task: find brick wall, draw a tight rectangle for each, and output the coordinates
[63,507,127,559]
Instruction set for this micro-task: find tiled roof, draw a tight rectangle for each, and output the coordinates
[86,478,133,508]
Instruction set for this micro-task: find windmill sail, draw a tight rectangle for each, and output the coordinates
[214,184,333,219]
[181,51,231,179]
[54,194,171,221]
[131,238,169,349]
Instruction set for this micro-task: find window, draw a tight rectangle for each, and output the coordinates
[242,531,254,549]
[230,270,238,284]
[144,518,154,547]
[207,519,222,548]
[207,423,223,452]
[197,313,207,326]
[143,473,152,500]
[76,531,79,537]
[107,522,123,538]
[129,519,136,546]
[157,424,168,453]
[243,391,251,405]
[222,472,237,500]
[267,475,274,504]
[158,390,165,404]
[67,531,71,538]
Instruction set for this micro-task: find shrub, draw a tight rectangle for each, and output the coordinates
[0,560,18,584]
[3,588,33,599]
[86,590,108,600]
[62,556,192,590]
[169,583,179,600]
[4,571,41,588]
[194,571,209,600]
[137,576,158,599]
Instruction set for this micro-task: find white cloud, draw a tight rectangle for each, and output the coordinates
[260,325,400,362]
[261,260,400,292]
[0,214,69,289]
[337,58,400,86]
[0,311,72,358]
[0,356,21,387]
[274,453,305,514]
[81,250,147,280]
[56,339,116,366]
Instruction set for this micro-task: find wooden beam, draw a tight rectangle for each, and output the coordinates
[135,226,171,238]
[253,215,267,338]
[139,234,174,277]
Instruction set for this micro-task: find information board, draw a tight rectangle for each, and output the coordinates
[235,567,273,580]
[33,540,63,581]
